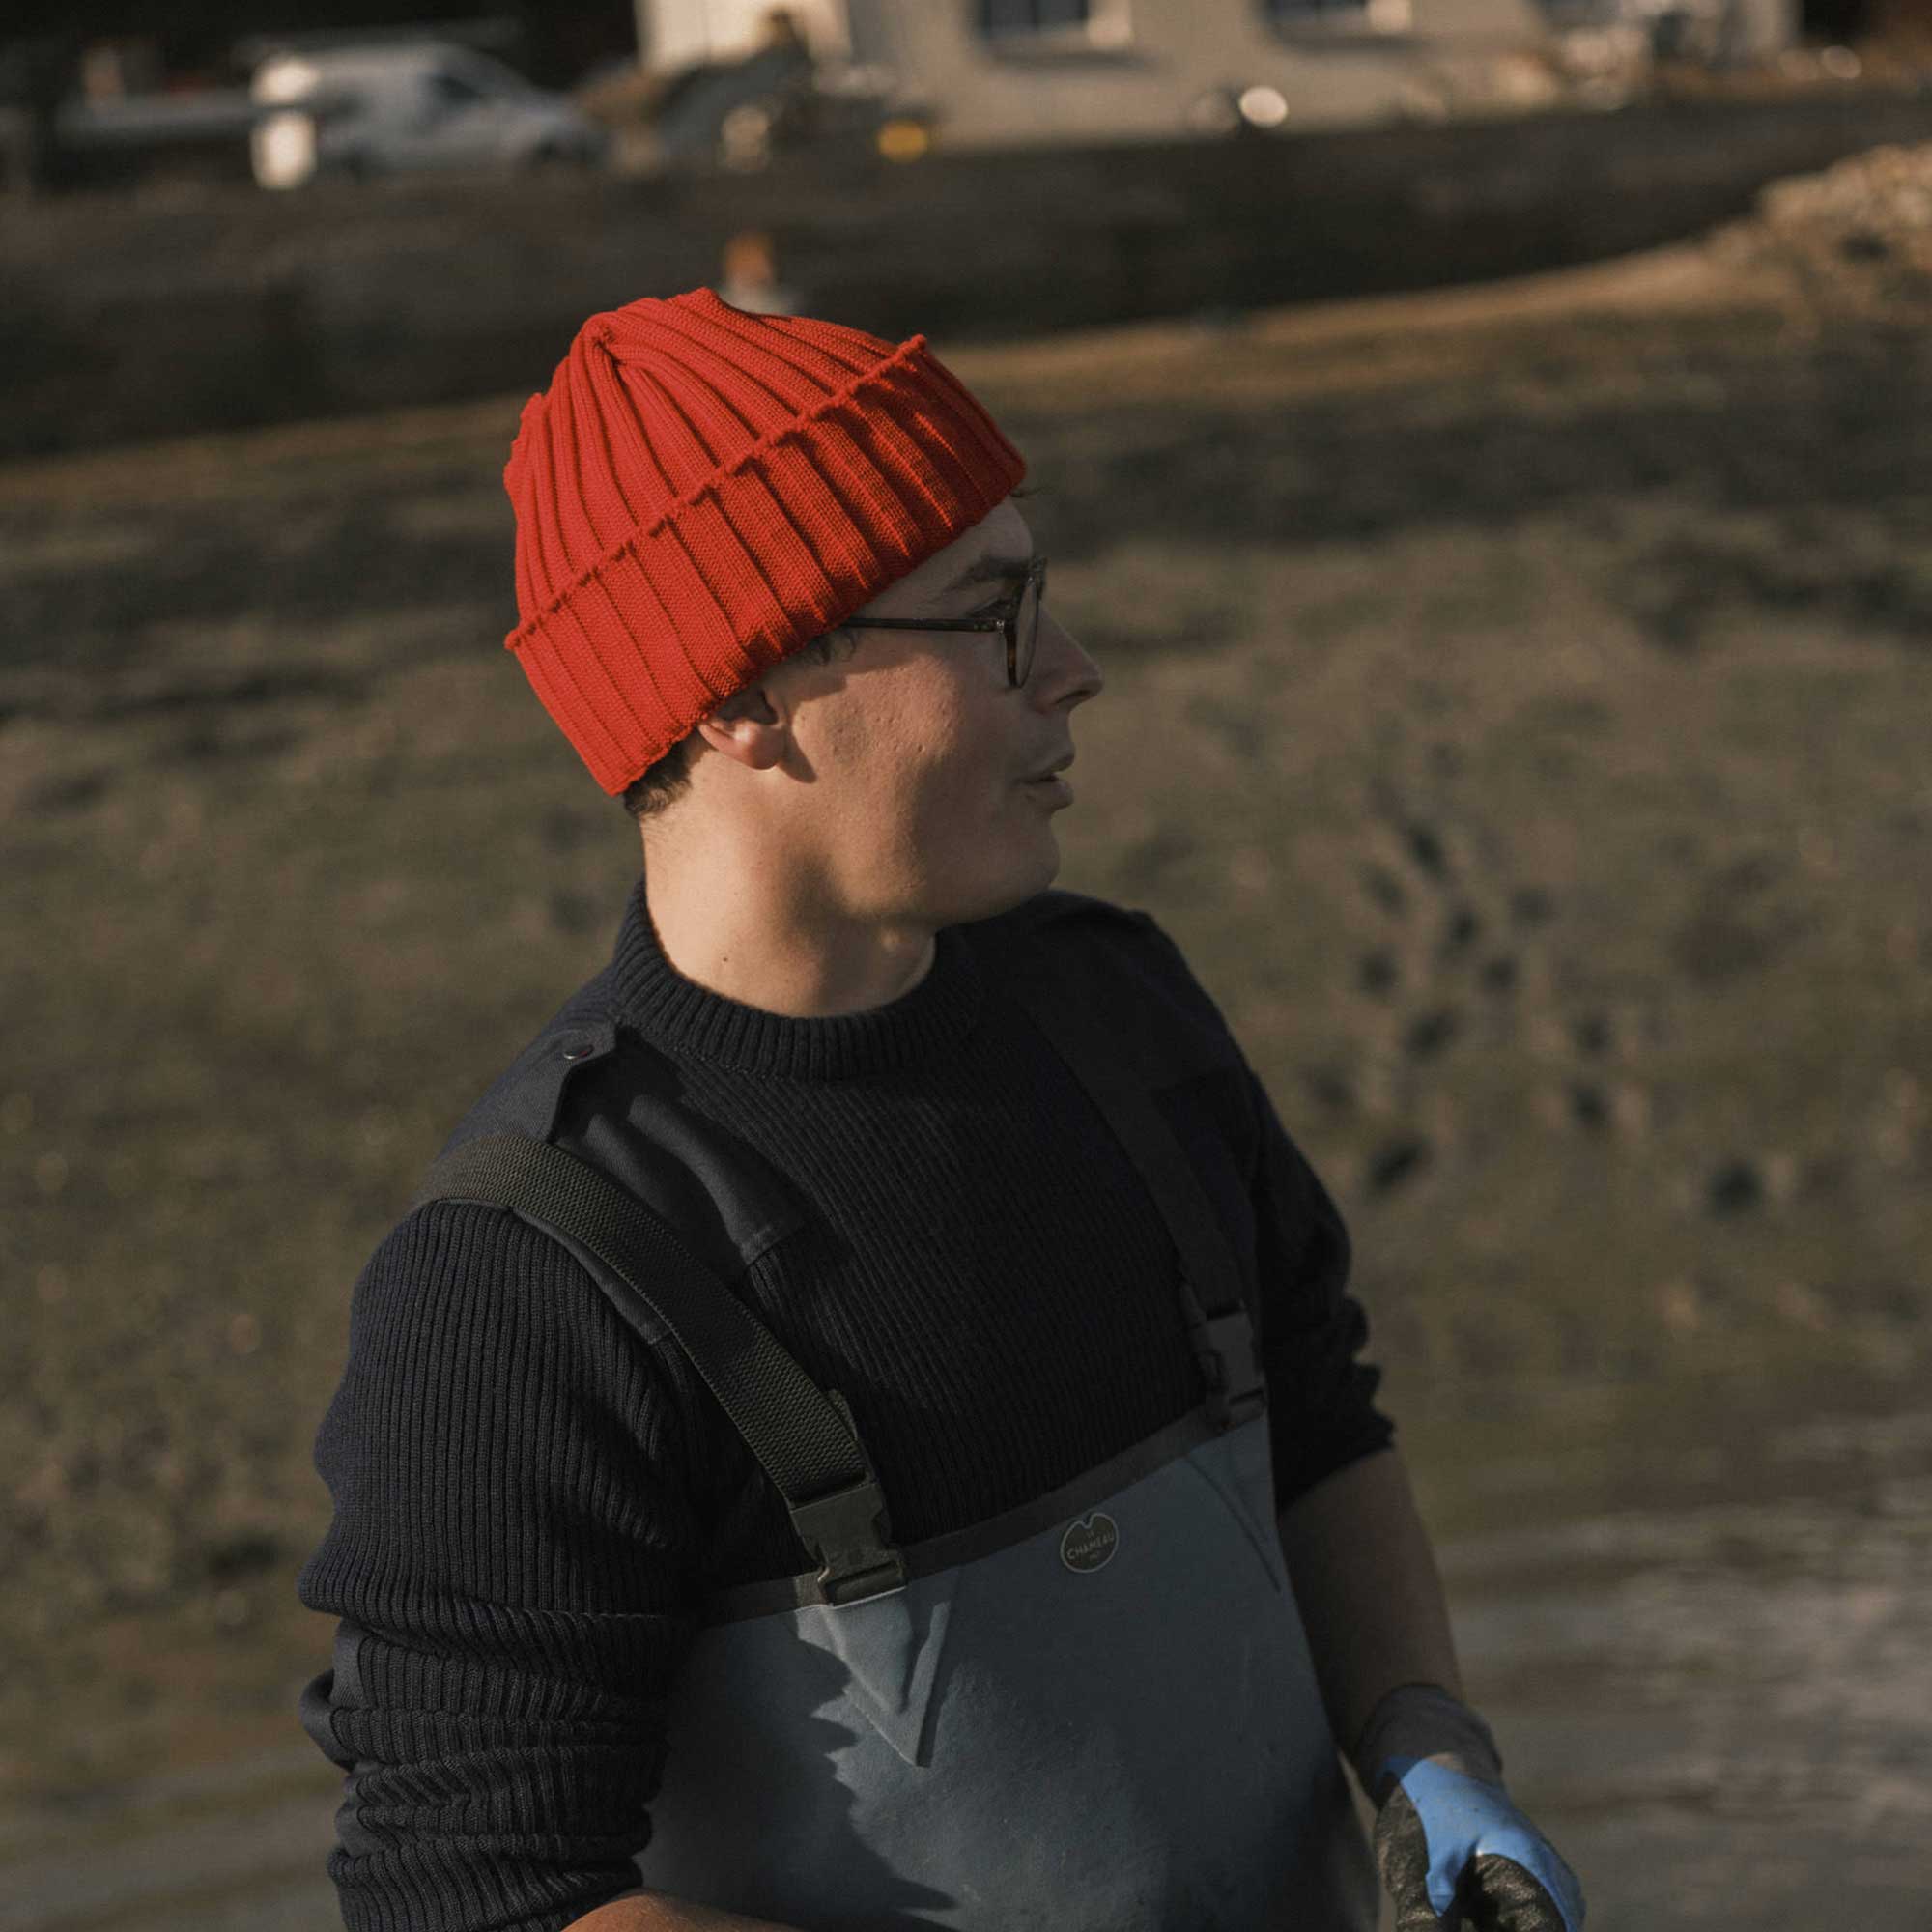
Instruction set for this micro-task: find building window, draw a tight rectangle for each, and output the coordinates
[976,0,1094,35]
[974,0,1136,48]
[1263,0,1410,25]
[972,0,1135,46]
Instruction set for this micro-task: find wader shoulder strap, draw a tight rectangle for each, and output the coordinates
[1003,948,1267,1431]
[411,1133,907,1607]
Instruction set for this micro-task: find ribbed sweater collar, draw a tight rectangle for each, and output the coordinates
[609,874,985,1080]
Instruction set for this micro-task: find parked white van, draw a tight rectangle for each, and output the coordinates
[249,42,607,188]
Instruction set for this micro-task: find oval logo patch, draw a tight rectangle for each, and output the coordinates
[1059,1511,1119,1574]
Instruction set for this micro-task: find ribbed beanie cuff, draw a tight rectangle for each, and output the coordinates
[502,289,1027,795]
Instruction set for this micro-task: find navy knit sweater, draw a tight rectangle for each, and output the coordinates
[297,878,1395,1931]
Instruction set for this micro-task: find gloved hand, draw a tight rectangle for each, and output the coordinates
[1349,1682,1586,1932]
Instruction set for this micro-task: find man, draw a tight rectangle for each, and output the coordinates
[298,288,1586,1932]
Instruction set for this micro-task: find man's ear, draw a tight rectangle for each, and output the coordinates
[693,681,789,771]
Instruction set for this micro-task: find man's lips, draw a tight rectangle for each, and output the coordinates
[1021,767,1075,805]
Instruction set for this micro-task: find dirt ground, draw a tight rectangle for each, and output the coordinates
[2,215,1928,1815]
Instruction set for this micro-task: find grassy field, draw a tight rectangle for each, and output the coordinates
[3,238,1928,1808]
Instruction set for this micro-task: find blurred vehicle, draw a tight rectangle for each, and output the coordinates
[43,85,265,190]
[247,41,607,188]
[575,31,912,175]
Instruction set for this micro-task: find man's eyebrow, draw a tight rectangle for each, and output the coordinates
[943,550,1038,595]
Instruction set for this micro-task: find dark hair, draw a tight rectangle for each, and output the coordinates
[621,623,862,822]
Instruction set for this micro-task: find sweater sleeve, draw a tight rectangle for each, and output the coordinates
[1121,905,1395,1510]
[1243,1065,1399,1509]
[296,1199,706,1932]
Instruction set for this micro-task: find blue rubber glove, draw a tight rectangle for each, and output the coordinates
[1350,1684,1587,1932]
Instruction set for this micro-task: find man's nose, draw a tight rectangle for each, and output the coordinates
[1034,608,1103,704]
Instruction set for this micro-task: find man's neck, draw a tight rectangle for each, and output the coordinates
[639,844,938,1020]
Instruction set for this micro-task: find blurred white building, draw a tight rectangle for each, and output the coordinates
[635,0,1801,145]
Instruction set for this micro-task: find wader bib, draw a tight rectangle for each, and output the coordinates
[415,913,1377,1932]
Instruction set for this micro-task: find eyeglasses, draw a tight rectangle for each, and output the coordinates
[836,555,1047,689]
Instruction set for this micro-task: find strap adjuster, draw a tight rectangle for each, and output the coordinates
[788,1392,906,1606]
[1194,1305,1267,1430]
[789,1474,908,1605]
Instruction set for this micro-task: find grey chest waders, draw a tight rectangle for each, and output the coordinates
[413,928,1377,1932]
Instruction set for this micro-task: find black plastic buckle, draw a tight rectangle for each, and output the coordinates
[788,1473,908,1607]
[1195,1306,1268,1430]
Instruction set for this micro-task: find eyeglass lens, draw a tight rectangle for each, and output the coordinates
[1013,567,1043,686]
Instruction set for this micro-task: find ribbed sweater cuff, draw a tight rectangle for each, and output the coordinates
[1347,1681,1505,1805]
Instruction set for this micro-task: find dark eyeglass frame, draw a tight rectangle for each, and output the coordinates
[835,554,1048,689]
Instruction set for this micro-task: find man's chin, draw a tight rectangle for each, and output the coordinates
[959,848,1061,927]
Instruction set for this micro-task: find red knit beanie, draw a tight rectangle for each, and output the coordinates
[501,287,1027,795]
